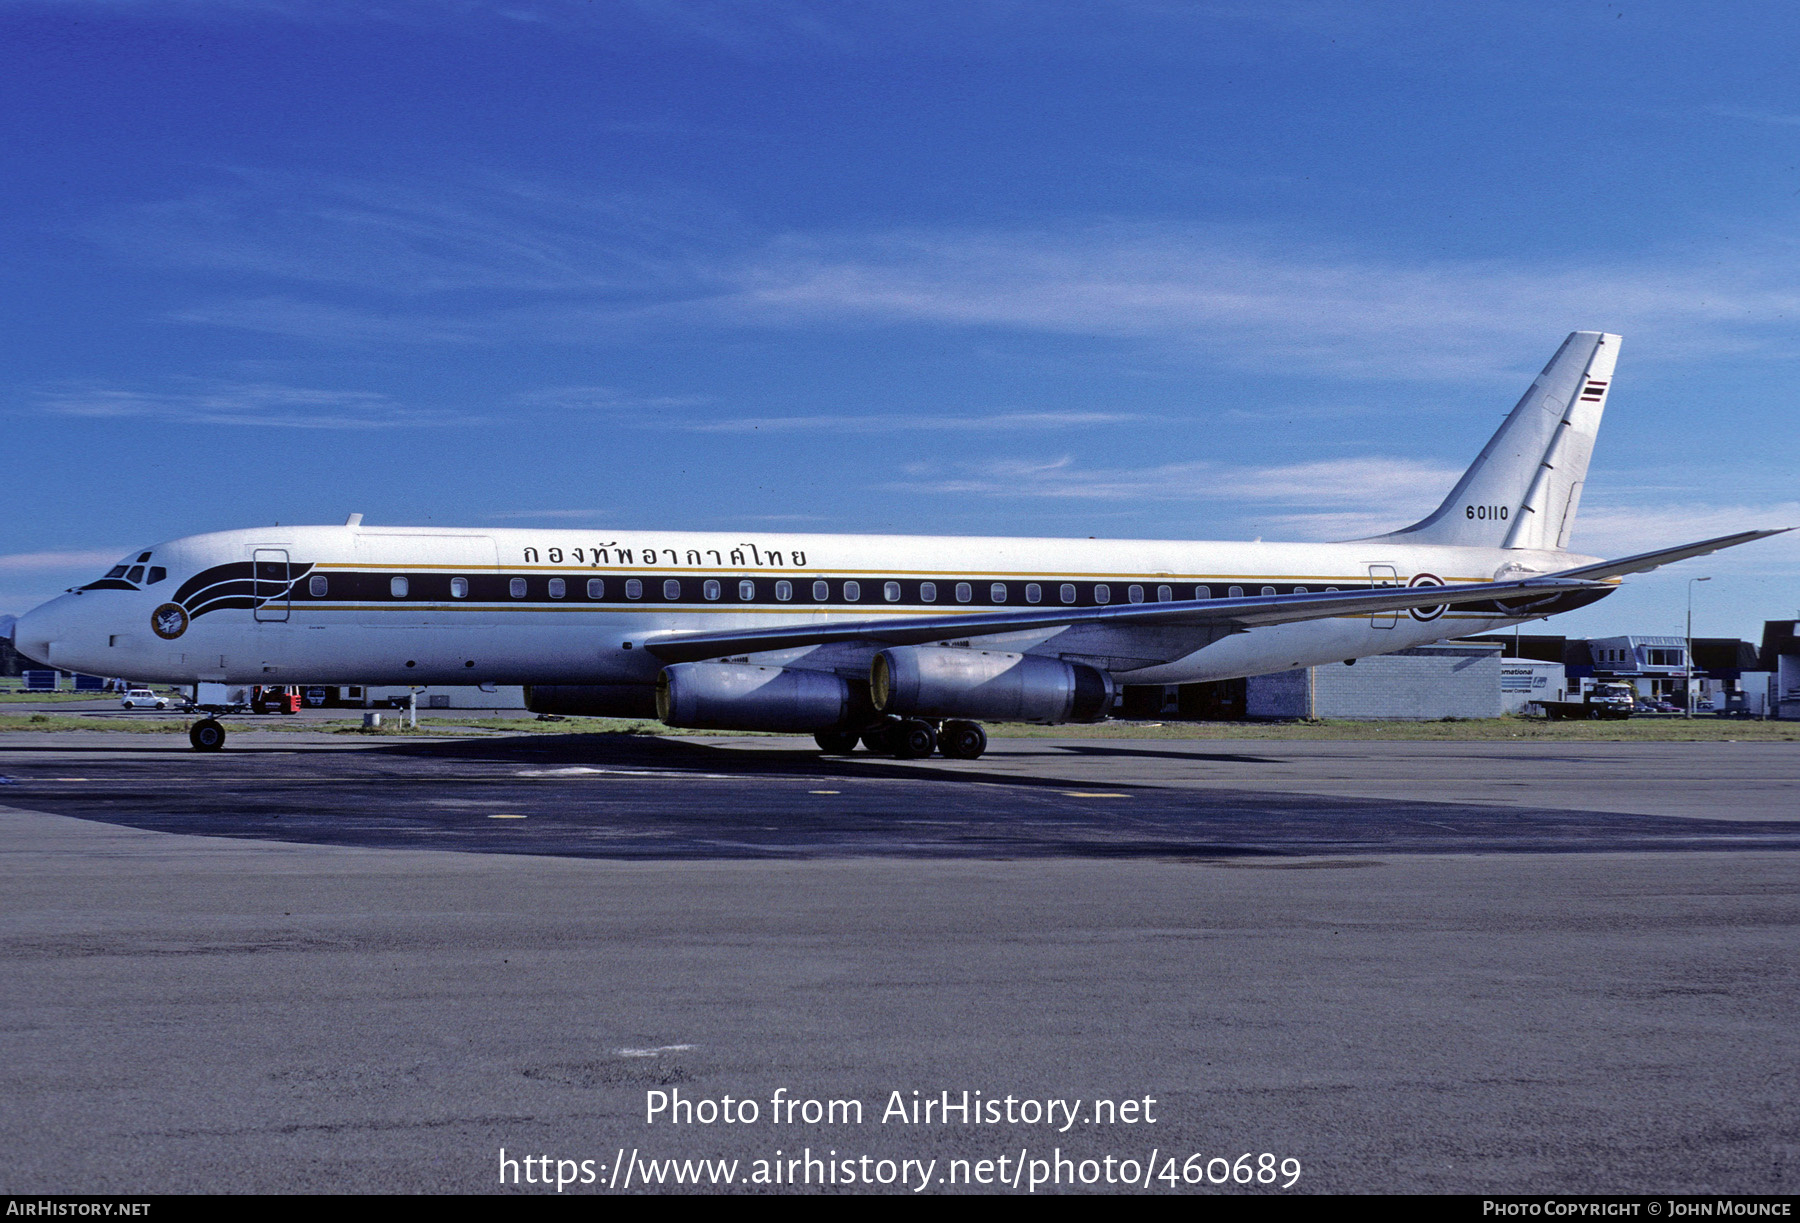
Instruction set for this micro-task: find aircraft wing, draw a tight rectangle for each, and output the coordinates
[640,573,1607,663]
[1547,528,1791,581]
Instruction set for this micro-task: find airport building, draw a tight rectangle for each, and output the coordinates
[1240,641,1505,721]
[1763,620,1800,721]
[1121,621,1797,721]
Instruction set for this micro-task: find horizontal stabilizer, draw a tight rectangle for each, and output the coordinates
[1551,528,1793,581]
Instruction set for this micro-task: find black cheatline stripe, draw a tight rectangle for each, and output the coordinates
[285,571,1400,612]
[175,562,253,603]
[189,596,258,619]
[180,578,259,608]
[174,560,311,604]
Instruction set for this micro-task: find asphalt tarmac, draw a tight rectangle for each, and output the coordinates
[1,729,1797,1194]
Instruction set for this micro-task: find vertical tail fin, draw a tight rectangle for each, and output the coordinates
[1373,331,1618,550]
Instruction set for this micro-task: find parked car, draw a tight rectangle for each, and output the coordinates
[120,688,172,710]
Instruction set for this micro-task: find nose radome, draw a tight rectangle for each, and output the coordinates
[11,599,68,668]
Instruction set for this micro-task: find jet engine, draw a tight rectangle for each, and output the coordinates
[871,646,1114,723]
[523,684,658,718]
[656,662,872,732]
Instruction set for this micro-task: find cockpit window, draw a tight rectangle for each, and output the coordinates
[125,566,145,583]
[105,565,129,579]
[137,552,152,563]
[147,567,166,584]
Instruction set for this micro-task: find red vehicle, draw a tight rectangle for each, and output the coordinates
[250,685,302,714]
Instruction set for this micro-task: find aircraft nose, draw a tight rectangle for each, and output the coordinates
[11,598,69,668]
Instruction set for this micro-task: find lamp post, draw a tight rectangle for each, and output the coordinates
[1685,577,1711,718]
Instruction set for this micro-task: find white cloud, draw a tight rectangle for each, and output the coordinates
[888,454,1461,537]
[1567,503,1800,569]
[109,170,743,299]
[513,385,712,413]
[485,508,617,520]
[715,224,1800,378]
[1706,103,1800,128]
[671,410,1144,434]
[88,168,1800,386]
[884,456,1800,554]
[31,381,460,429]
[0,549,129,573]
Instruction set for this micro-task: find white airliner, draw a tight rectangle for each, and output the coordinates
[10,332,1786,755]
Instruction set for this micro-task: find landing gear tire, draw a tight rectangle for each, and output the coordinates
[860,720,899,754]
[893,719,938,759]
[939,719,987,760]
[189,719,227,752]
[814,729,861,754]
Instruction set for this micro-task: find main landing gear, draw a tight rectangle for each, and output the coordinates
[814,718,988,760]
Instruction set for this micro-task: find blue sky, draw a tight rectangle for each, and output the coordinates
[3,0,1797,643]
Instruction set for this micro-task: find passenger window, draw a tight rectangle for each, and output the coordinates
[920,582,936,602]
[626,579,643,599]
[549,578,567,599]
[391,576,410,598]
[1026,583,1041,604]
[588,578,604,599]
[126,566,145,583]
[1060,584,1076,604]
[1325,586,1338,592]
[703,580,720,601]
[1294,586,1308,594]
[147,567,167,585]
[1195,585,1210,599]
[813,580,829,601]
[510,577,527,598]
[310,575,329,597]
[884,581,900,602]
[955,582,972,603]
[1157,585,1172,602]
[844,581,860,601]
[776,580,792,601]
[990,583,1007,603]
[740,580,755,600]
[1228,586,1244,598]
[1094,584,1110,604]
[664,579,681,600]
[1128,585,1144,604]
[1261,586,1276,596]
[450,577,467,599]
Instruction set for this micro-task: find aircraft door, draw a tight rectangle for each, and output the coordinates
[1368,564,1399,629]
[253,548,291,622]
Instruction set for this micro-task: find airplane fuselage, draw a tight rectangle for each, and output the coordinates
[17,523,1605,690]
